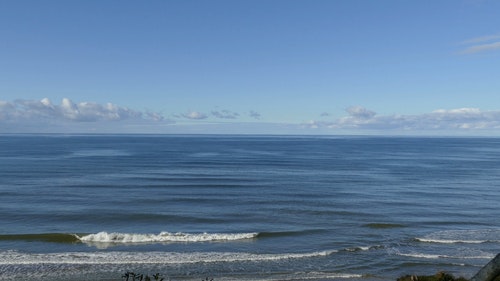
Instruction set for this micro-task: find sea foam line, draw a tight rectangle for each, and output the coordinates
[416,238,491,244]
[416,229,500,244]
[397,252,495,260]
[77,231,259,243]
[0,250,337,265]
[227,272,364,280]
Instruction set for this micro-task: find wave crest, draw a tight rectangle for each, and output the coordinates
[415,238,487,244]
[416,229,500,244]
[78,231,259,244]
[397,252,494,260]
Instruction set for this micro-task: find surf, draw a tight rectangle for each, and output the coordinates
[0,250,338,265]
[77,231,259,244]
[0,232,260,245]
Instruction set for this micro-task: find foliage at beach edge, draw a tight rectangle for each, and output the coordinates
[397,271,469,281]
[122,272,214,281]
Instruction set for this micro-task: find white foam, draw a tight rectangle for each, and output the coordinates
[77,231,259,244]
[397,253,449,259]
[416,229,500,244]
[344,246,374,252]
[397,252,495,260]
[233,272,364,280]
[416,238,486,244]
[300,273,364,279]
[0,250,337,265]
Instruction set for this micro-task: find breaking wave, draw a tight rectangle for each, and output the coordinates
[415,238,488,244]
[77,231,259,243]
[0,232,259,245]
[415,229,500,244]
[0,250,337,265]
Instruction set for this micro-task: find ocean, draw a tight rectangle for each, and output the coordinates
[1,135,499,281]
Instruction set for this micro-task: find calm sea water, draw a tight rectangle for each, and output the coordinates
[1,135,500,281]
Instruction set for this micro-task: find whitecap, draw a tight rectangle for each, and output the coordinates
[77,231,259,244]
[415,238,487,244]
[343,245,380,252]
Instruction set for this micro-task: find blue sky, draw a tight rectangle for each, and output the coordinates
[1,0,500,134]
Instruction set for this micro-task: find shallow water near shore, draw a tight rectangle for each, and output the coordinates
[1,135,500,280]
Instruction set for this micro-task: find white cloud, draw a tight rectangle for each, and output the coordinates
[461,41,500,54]
[145,111,164,121]
[0,98,158,122]
[461,34,500,45]
[460,33,500,54]
[211,109,239,119]
[0,101,16,120]
[346,106,376,119]
[304,107,500,132]
[5,98,500,135]
[180,111,208,120]
[174,109,260,121]
[249,110,261,119]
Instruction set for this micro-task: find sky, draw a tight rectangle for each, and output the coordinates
[1,0,500,135]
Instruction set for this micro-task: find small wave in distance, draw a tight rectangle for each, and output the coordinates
[416,229,500,244]
[78,231,259,244]
[397,252,494,260]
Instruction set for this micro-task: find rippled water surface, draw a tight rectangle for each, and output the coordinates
[1,135,500,280]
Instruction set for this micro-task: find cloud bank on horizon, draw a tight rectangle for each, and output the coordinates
[2,98,500,135]
[306,106,500,132]
[0,98,144,122]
